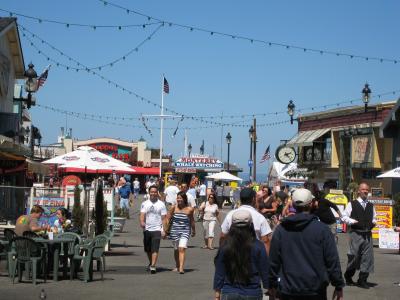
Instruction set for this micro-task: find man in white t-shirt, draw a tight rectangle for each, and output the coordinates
[140,185,167,274]
[199,182,207,205]
[180,183,197,208]
[133,178,140,199]
[220,187,272,254]
[164,180,180,209]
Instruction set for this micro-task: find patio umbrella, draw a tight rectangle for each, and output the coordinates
[206,171,243,182]
[42,146,135,174]
[42,146,135,234]
[377,167,400,178]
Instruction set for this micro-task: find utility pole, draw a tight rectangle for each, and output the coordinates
[252,118,257,182]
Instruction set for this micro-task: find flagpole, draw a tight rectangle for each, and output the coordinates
[159,75,164,179]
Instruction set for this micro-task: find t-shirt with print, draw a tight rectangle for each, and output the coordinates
[15,215,39,236]
[140,199,167,231]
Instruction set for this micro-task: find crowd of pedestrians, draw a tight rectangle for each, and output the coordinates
[113,176,382,299]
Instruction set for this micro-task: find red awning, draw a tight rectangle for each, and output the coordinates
[61,167,136,174]
[131,167,160,175]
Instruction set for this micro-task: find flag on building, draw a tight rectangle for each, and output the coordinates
[163,77,169,94]
[260,145,271,163]
[37,65,51,90]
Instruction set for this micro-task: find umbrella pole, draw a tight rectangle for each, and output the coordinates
[111,170,115,232]
[84,166,89,237]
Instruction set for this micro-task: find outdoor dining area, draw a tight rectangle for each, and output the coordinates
[0,227,112,284]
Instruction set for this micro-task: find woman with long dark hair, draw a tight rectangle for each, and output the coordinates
[166,191,195,274]
[213,210,269,300]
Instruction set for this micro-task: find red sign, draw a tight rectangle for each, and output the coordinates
[90,143,118,152]
[62,175,82,186]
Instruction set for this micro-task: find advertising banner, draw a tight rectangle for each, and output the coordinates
[369,199,394,239]
[31,196,65,227]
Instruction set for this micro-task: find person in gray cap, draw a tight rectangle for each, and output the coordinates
[214,210,269,300]
[220,188,272,254]
[269,188,345,300]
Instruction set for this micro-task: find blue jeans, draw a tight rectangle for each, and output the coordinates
[120,198,130,210]
[134,188,140,198]
[221,294,262,300]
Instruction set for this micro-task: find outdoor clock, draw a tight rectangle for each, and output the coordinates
[275,145,296,164]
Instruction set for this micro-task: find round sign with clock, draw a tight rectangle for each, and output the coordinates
[275,145,297,164]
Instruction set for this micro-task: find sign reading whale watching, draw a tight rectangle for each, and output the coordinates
[174,156,224,170]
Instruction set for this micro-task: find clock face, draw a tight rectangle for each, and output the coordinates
[276,146,296,164]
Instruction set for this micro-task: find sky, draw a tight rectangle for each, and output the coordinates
[2,0,400,176]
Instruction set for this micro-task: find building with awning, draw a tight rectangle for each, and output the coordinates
[288,101,395,195]
[379,98,400,196]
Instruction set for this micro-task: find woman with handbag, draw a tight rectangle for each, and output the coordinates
[166,191,195,274]
[199,193,220,250]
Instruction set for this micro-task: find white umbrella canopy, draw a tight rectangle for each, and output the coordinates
[206,171,243,182]
[42,146,135,174]
[377,167,400,178]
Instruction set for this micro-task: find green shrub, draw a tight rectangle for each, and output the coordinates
[94,185,108,234]
[72,185,84,231]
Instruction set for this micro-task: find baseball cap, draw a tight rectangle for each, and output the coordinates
[292,188,314,207]
[232,210,253,227]
[240,187,256,200]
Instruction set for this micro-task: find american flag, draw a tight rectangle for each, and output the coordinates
[260,145,271,163]
[37,65,51,90]
[163,77,169,94]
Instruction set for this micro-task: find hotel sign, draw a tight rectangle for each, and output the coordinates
[174,156,224,170]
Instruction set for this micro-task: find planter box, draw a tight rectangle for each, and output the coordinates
[108,217,126,233]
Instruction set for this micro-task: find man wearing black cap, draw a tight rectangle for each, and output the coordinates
[220,187,272,253]
[269,188,344,300]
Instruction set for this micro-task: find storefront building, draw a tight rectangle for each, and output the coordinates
[287,102,395,196]
[380,98,400,196]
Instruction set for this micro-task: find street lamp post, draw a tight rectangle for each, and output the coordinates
[14,63,38,109]
[287,100,295,124]
[362,83,371,113]
[249,126,254,181]
[226,132,232,172]
[188,143,192,157]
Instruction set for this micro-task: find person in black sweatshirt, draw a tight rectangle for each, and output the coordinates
[269,188,344,300]
[311,191,343,242]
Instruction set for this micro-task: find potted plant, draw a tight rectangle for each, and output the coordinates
[108,207,128,233]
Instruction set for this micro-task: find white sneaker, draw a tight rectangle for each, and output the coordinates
[150,266,156,274]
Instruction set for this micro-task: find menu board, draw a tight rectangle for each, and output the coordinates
[369,199,394,239]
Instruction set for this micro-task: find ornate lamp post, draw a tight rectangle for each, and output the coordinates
[226,132,232,172]
[24,63,38,108]
[362,83,371,113]
[287,100,295,125]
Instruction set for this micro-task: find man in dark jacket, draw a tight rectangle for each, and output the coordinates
[269,188,344,300]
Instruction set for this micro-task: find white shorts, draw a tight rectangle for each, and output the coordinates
[203,220,216,238]
[172,238,188,249]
